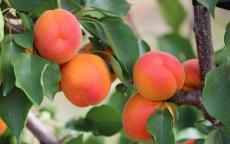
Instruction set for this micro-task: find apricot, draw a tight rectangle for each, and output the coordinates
[60,54,111,107]
[182,59,201,92]
[34,9,82,64]
[122,93,163,141]
[184,139,195,144]
[81,42,116,82]
[0,119,7,135]
[133,51,185,101]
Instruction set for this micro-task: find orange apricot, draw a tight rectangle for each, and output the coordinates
[133,51,185,101]
[81,42,116,82]
[182,59,201,92]
[60,54,111,107]
[34,9,82,64]
[0,119,7,135]
[184,139,195,144]
[122,93,163,141]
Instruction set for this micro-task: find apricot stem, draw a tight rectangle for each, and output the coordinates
[57,0,61,9]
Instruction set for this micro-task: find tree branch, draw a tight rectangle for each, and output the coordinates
[192,0,218,124]
[169,1,220,126]
[193,0,215,88]
[27,112,60,144]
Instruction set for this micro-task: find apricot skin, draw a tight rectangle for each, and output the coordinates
[122,93,163,141]
[0,119,7,135]
[60,54,111,107]
[184,139,195,144]
[182,59,201,92]
[81,42,116,82]
[34,9,82,64]
[133,51,185,101]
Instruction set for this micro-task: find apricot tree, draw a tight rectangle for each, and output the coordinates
[0,0,229,144]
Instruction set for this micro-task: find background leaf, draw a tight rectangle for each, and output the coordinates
[86,0,130,16]
[0,88,32,140]
[147,109,175,144]
[197,0,219,17]
[65,134,83,144]
[158,0,186,32]
[0,9,4,42]
[158,33,195,62]
[204,127,230,144]
[86,105,122,136]
[66,105,122,136]
[203,64,230,127]
[215,22,230,65]
[1,35,23,96]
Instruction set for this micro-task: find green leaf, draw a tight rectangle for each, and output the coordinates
[12,54,48,105]
[158,33,195,62]
[9,0,44,12]
[86,0,130,16]
[224,22,230,47]
[13,30,33,50]
[203,64,230,127]
[158,0,186,31]
[197,0,219,17]
[65,134,83,144]
[0,9,4,42]
[106,90,129,113]
[84,135,105,144]
[41,63,61,100]
[0,88,33,140]
[204,127,230,144]
[215,22,230,65]
[81,16,139,78]
[29,0,57,18]
[138,39,151,57]
[66,105,122,136]
[147,109,175,144]
[110,56,131,87]
[86,105,122,136]
[66,117,94,132]
[194,120,213,135]
[19,13,32,30]
[1,35,23,96]
[61,0,85,11]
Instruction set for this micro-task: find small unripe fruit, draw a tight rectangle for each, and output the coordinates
[133,51,185,101]
[34,9,82,64]
[61,54,111,107]
[122,93,163,141]
[182,59,201,92]
[0,119,7,135]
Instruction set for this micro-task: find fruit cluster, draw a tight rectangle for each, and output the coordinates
[33,9,113,107]
[123,51,201,141]
[22,8,201,142]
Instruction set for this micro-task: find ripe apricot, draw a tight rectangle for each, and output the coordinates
[184,139,195,144]
[34,9,82,64]
[0,119,7,135]
[133,51,185,101]
[81,42,116,82]
[182,59,201,92]
[61,54,111,107]
[122,93,163,141]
